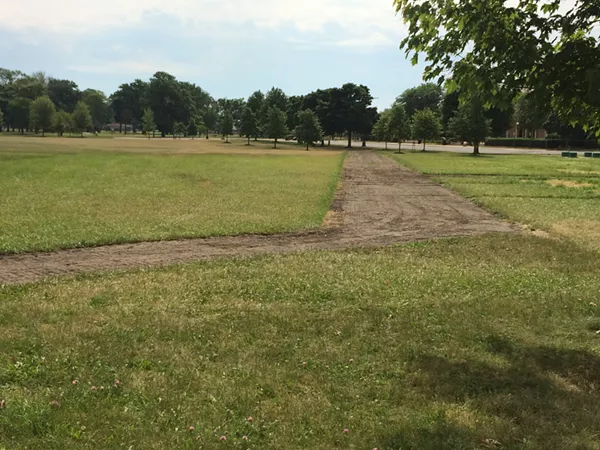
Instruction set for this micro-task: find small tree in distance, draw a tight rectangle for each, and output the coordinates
[221,111,234,143]
[195,116,207,140]
[53,111,72,136]
[30,96,56,137]
[142,108,156,139]
[448,96,491,155]
[388,103,410,153]
[239,108,258,146]
[412,109,441,151]
[295,109,323,150]
[72,101,92,137]
[173,122,186,139]
[265,107,288,149]
[372,110,392,149]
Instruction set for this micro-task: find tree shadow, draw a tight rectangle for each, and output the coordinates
[399,335,600,449]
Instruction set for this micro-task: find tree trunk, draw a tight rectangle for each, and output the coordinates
[42,130,45,137]
[206,131,209,139]
[247,136,250,146]
[473,141,480,155]
[385,141,388,150]
[306,141,309,150]
[119,123,122,133]
[320,140,325,147]
[362,137,366,147]
[398,140,403,153]
[347,131,352,148]
[274,138,278,149]
[328,139,331,146]
[422,140,426,152]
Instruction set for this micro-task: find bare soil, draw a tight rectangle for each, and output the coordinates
[0,151,514,284]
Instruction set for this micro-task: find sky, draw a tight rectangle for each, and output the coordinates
[0,0,427,110]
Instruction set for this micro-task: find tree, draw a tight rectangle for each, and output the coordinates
[110,80,149,133]
[173,121,186,139]
[0,108,3,131]
[53,111,72,136]
[72,101,92,137]
[247,91,265,114]
[142,108,156,138]
[335,83,376,148]
[372,110,392,149]
[82,89,108,132]
[264,88,288,112]
[247,90,265,140]
[147,72,184,137]
[447,97,491,155]
[262,88,288,137]
[286,95,305,132]
[295,109,323,150]
[513,93,549,136]
[7,97,31,133]
[388,103,410,152]
[47,78,80,113]
[220,111,234,143]
[29,96,56,136]
[239,108,258,145]
[441,89,460,132]
[265,107,288,149]
[412,109,441,151]
[203,104,218,139]
[195,116,207,140]
[396,83,443,118]
[395,0,600,136]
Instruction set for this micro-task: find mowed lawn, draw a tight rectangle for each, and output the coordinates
[2,235,600,449]
[392,152,600,251]
[0,137,344,253]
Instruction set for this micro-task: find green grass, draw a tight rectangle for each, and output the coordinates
[0,143,344,254]
[391,152,600,250]
[2,234,600,449]
[394,152,600,177]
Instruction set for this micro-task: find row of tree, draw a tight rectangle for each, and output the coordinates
[0,68,378,147]
[1,66,590,152]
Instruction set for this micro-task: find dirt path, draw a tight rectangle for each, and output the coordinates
[0,151,514,284]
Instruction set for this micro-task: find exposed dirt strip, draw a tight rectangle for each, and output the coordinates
[0,151,514,284]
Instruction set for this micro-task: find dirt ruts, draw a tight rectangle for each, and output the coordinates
[0,151,514,284]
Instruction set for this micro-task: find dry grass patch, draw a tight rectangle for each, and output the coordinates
[547,179,594,188]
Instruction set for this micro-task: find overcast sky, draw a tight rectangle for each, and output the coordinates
[0,0,427,109]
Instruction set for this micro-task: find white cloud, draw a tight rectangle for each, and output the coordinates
[333,32,395,49]
[66,60,193,76]
[2,0,403,36]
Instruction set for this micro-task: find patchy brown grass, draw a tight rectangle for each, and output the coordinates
[547,179,594,188]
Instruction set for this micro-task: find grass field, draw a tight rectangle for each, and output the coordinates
[0,137,344,254]
[392,152,600,251]
[3,143,600,449]
[2,234,600,449]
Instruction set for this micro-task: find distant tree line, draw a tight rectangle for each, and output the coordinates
[1,67,593,153]
[0,68,377,148]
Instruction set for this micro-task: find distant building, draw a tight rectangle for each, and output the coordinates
[506,125,547,139]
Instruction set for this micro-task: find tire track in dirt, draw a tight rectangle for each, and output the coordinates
[0,151,514,284]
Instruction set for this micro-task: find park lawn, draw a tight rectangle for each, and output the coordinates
[2,234,600,449]
[392,152,600,251]
[0,139,344,254]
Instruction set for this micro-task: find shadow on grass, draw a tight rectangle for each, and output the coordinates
[389,335,600,449]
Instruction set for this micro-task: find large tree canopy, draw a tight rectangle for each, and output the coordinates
[395,0,600,135]
[396,83,443,117]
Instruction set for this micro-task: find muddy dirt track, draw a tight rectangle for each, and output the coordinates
[0,151,514,284]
